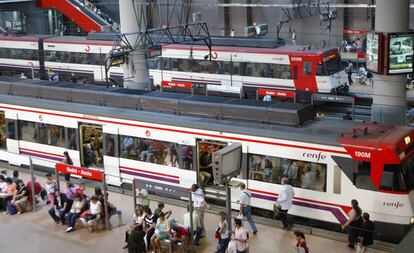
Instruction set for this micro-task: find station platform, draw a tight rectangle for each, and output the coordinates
[0,167,391,253]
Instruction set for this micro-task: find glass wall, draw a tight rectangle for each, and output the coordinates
[18,121,65,147]
[249,153,327,192]
[120,135,194,170]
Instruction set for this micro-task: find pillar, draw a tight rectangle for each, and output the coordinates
[119,0,151,90]
[371,0,410,125]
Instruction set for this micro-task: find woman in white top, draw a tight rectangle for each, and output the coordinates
[81,196,102,233]
[44,173,56,208]
[66,193,85,232]
[216,211,230,253]
[123,207,145,249]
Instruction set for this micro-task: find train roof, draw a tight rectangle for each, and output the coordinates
[0,77,358,148]
[163,43,336,55]
[0,35,113,46]
[0,93,356,148]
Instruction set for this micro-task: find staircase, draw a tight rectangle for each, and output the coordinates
[38,0,118,33]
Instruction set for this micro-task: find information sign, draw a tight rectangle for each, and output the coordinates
[313,94,354,104]
[134,178,188,199]
[366,32,382,73]
[56,163,103,181]
[387,33,414,74]
[161,81,192,89]
[257,89,295,99]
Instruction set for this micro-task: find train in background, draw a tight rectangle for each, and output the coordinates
[0,78,412,242]
[0,35,348,95]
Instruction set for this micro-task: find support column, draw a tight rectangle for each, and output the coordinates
[372,0,410,125]
[119,0,151,90]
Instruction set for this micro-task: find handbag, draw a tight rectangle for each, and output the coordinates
[214,227,221,240]
[83,213,97,221]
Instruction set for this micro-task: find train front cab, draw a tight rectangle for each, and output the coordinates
[336,122,414,242]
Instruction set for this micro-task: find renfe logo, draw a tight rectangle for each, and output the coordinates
[302,152,326,161]
[383,201,404,209]
[354,151,371,159]
[291,57,302,62]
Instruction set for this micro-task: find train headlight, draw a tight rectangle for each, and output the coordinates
[411,217,414,225]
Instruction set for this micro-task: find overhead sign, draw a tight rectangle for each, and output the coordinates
[313,94,354,104]
[257,89,295,99]
[366,32,382,73]
[387,33,414,74]
[162,81,192,89]
[56,163,103,181]
[135,178,188,199]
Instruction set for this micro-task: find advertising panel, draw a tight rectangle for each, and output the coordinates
[388,33,414,74]
[366,32,382,73]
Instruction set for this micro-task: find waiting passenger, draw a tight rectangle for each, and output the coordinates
[0,177,16,213]
[11,179,28,214]
[75,182,88,200]
[95,190,124,227]
[61,151,73,181]
[80,196,102,233]
[44,173,57,207]
[0,175,6,195]
[64,182,76,202]
[26,176,42,208]
[66,193,85,232]
[143,207,158,250]
[293,231,309,253]
[151,212,170,252]
[233,218,249,253]
[154,202,172,219]
[215,211,230,253]
[342,199,363,248]
[357,212,375,253]
[11,170,19,184]
[48,189,70,224]
[169,219,189,251]
[127,224,146,253]
[123,207,145,249]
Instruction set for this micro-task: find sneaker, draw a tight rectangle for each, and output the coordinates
[17,211,21,215]
[66,227,73,232]
[253,230,258,235]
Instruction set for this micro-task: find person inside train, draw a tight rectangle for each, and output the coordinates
[301,167,316,190]
[11,179,29,214]
[341,199,363,248]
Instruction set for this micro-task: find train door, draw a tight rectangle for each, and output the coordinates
[196,139,227,189]
[290,57,318,93]
[103,125,121,186]
[79,123,103,168]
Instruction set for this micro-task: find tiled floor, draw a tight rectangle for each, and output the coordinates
[0,168,389,253]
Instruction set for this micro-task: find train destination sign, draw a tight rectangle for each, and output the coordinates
[56,163,103,181]
[313,94,354,104]
[257,89,295,99]
[161,81,192,89]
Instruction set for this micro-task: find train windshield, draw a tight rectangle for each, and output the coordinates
[381,155,414,192]
[317,55,343,76]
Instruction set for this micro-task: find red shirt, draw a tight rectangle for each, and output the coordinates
[75,188,87,200]
[169,225,188,239]
[27,181,42,195]
[296,240,309,253]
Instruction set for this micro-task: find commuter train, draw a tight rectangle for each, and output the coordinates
[0,78,412,242]
[0,35,347,94]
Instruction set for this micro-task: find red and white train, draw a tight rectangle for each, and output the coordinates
[0,35,348,94]
[0,79,411,242]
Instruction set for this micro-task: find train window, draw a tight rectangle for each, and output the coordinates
[316,63,325,76]
[79,123,103,168]
[147,59,159,70]
[208,61,220,74]
[120,135,181,168]
[232,62,241,76]
[18,121,65,147]
[180,145,194,170]
[248,153,327,192]
[303,62,312,75]
[171,58,179,71]
[6,119,16,140]
[381,156,414,192]
[178,59,191,72]
[353,161,377,191]
[66,128,78,150]
[220,61,231,75]
[93,54,105,65]
[269,64,292,79]
[0,112,6,149]
[104,134,117,157]
[161,58,171,71]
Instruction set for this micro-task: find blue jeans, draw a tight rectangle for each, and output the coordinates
[67,212,80,228]
[242,206,257,232]
[216,237,230,253]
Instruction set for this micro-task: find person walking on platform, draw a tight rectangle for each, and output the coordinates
[342,199,363,249]
[238,183,257,235]
[276,177,295,230]
[191,184,209,235]
[356,212,375,253]
[346,61,354,85]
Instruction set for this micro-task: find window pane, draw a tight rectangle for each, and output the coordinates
[0,112,6,149]
[18,121,65,147]
[303,62,312,75]
[67,128,78,150]
[6,120,16,139]
[104,134,116,157]
[120,135,139,160]
[232,62,241,75]
[249,154,327,192]
[181,145,193,170]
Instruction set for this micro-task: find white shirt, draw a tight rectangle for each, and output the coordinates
[89,201,101,215]
[192,188,205,208]
[239,189,251,206]
[0,182,6,193]
[277,184,295,210]
[219,220,229,239]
